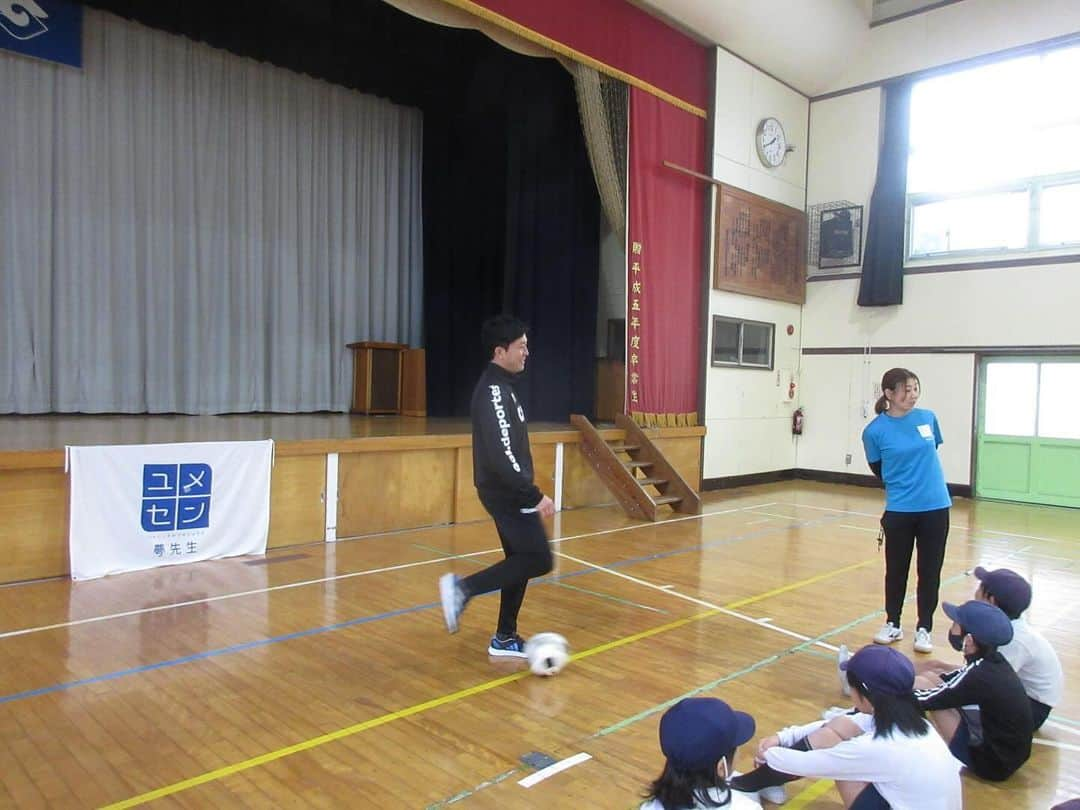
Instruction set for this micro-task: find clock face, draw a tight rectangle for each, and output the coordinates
[756,117,787,168]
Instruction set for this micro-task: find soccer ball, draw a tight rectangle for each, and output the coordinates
[525,632,570,677]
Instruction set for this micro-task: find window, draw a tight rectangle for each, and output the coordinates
[906,44,1080,263]
[711,316,774,369]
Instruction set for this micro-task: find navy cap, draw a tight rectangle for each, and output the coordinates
[943,600,1014,647]
[973,567,1032,617]
[840,645,915,696]
[659,698,755,771]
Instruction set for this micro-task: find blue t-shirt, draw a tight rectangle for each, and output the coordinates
[862,408,951,513]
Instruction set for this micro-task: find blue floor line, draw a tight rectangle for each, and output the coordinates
[0,512,845,705]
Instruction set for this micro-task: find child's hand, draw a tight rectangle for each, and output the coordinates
[754,735,781,764]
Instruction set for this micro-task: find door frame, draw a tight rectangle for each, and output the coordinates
[973,351,1080,506]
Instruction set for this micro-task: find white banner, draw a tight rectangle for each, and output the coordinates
[67,440,273,580]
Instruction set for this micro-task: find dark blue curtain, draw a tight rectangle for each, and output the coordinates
[501,64,600,422]
[858,80,913,307]
[423,55,600,421]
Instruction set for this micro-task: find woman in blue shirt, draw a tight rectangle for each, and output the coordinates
[862,368,951,655]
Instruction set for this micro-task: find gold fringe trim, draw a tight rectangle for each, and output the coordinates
[431,0,708,118]
[629,411,698,427]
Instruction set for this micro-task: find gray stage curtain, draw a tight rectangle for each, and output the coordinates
[0,9,423,414]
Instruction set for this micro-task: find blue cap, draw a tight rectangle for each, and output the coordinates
[943,600,1014,647]
[659,698,755,771]
[973,567,1032,617]
[840,645,915,696]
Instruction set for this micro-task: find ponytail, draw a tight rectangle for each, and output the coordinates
[877,368,920,415]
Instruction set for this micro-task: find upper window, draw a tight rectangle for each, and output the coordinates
[906,44,1080,263]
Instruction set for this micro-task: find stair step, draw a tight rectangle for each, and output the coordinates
[624,460,653,469]
[637,477,667,486]
[653,495,682,505]
[606,444,640,453]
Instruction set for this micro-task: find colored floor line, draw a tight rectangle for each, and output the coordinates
[5,513,843,706]
[557,550,874,652]
[425,547,1033,808]
[0,601,435,705]
[12,516,1041,709]
[0,502,764,641]
[1048,713,1080,728]
[414,542,667,614]
[785,778,837,808]
[99,555,877,809]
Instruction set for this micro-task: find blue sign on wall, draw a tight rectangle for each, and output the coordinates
[0,0,82,68]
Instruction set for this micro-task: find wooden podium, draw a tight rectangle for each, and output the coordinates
[347,342,426,416]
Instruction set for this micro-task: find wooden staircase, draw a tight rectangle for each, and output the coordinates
[570,414,702,522]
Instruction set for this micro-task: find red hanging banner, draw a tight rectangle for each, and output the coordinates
[627,88,705,423]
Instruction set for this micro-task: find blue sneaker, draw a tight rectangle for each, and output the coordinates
[439,574,466,633]
[488,634,527,658]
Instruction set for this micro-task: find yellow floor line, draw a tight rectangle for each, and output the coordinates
[785,778,837,808]
[100,557,875,808]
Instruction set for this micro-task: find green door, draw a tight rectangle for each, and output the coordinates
[975,357,1080,508]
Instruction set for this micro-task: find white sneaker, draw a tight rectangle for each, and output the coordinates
[873,622,903,645]
[822,705,855,721]
[913,627,933,654]
[758,785,788,805]
[439,573,466,633]
[837,644,852,696]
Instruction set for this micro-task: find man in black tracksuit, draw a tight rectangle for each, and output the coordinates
[439,315,554,657]
[914,600,1033,781]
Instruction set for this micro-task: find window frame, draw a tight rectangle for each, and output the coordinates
[710,316,775,370]
[906,170,1080,263]
[903,43,1080,267]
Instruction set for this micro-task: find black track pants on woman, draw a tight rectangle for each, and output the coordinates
[882,507,950,630]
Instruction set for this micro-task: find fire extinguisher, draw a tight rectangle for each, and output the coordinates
[792,407,804,436]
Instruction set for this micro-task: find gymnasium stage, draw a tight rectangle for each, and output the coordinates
[0,413,705,585]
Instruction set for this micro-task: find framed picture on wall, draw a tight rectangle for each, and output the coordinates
[817,205,863,270]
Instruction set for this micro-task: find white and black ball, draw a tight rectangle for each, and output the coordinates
[525,632,570,677]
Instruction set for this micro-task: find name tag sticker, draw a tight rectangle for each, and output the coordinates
[917,424,934,439]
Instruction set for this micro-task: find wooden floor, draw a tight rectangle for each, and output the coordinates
[0,481,1076,809]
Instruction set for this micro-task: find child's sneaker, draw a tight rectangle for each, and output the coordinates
[758,785,787,805]
[822,705,856,721]
[488,634,528,658]
[873,621,903,645]
[439,573,466,633]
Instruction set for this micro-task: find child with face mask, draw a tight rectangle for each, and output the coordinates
[914,600,1034,781]
[916,567,1064,732]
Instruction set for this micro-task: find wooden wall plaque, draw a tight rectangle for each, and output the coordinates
[713,184,806,304]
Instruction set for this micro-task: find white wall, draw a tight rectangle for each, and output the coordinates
[805,89,881,219]
[798,352,976,484]
[799,19,1080,486]
[706,7,1080,484]
[821,0,1080,95]
[703,49,808,479]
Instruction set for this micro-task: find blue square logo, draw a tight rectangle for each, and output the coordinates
[143,464,178,497]
[141,498,177,532]
[179,464,212,496]
[177,496,211,529]
[141,462,213,533]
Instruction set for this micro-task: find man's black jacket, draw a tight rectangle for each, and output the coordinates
[470,363,542,511]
